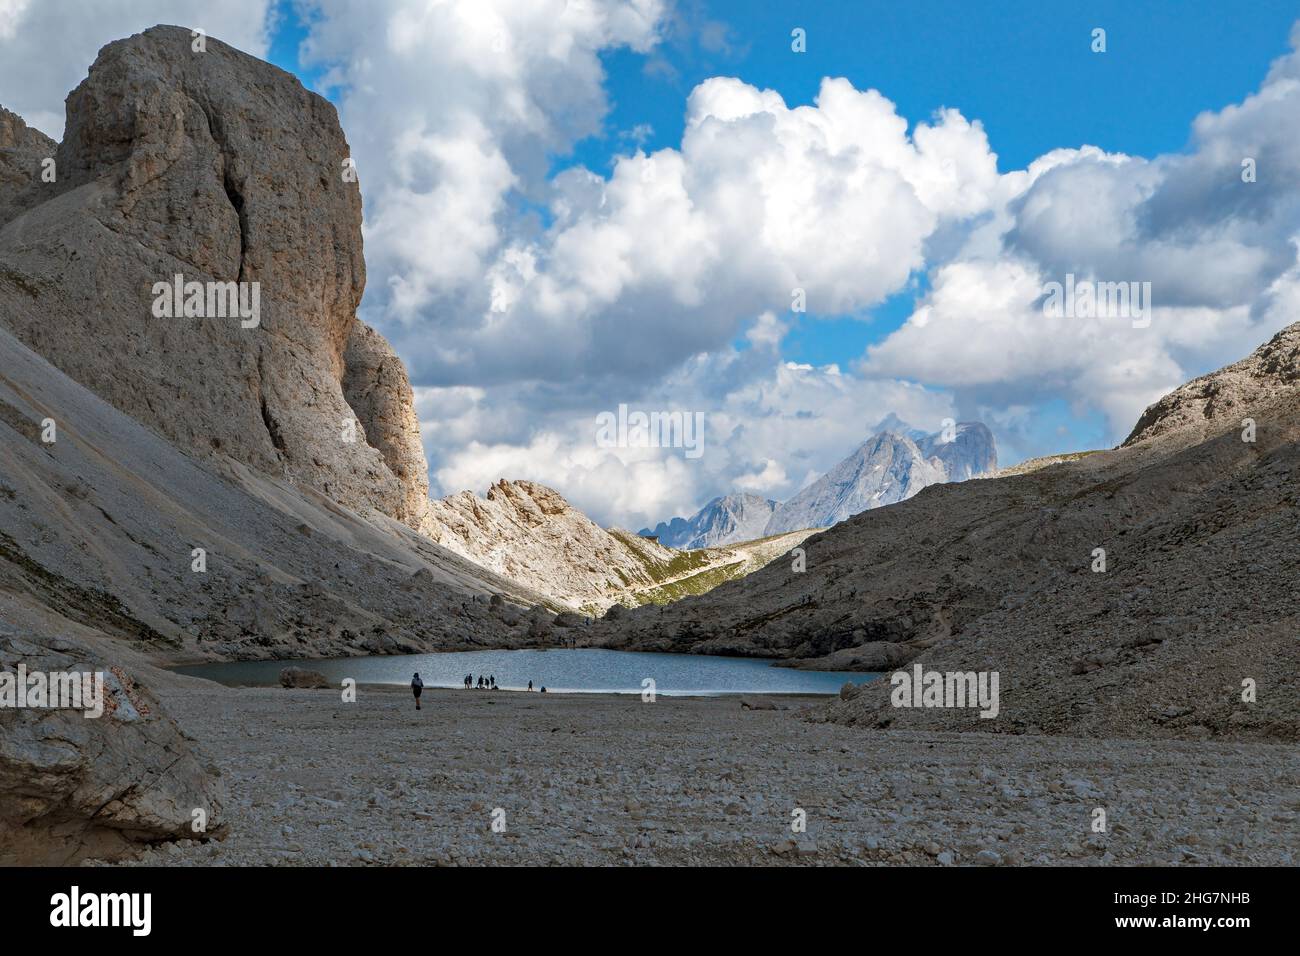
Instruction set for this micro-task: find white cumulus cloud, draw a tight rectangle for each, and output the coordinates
[0,0,272,136]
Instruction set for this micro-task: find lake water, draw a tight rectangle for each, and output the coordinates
[174,648,879,697]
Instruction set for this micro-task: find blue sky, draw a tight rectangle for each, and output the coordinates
[1,1,1295,526]
[241,0,1300,524]
[266,0,1296,388]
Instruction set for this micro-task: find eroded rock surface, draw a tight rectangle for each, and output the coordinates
[0,107,55,226]
[0,25,428,528]
[0,628,225,865]
[597,324,1300,741]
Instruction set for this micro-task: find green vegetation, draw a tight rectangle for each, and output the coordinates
[628,560,750,606]
[607,528,716,584]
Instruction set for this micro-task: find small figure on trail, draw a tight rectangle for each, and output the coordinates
[411,672,424,710]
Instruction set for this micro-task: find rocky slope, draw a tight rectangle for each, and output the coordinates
[595,325,1300,741]
[0,107,54,226]
[763,419,997,534]
[423,480,812,612]
[1124,320,1300,447]
[0,27,566,864]
[0,26,428,529]
[622,528,818,607]
[639,493,778,549]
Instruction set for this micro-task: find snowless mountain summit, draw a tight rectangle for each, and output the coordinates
[762,417,998,535]
[595,324,1300,741]
[639,493,779,550]
[640,417,998,546]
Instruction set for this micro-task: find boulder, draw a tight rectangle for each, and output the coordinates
[0,631,225,864]
[278,666,331,689]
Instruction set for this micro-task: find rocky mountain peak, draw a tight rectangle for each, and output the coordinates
[640,492,779,549]
[1124,321,1300,447]
[763,428,948,535]
[0,25,429,528]
[0,106,55,225]
[918,421,998,481]
[871,412,930,441]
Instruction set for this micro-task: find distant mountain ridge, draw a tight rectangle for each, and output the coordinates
[639,493,778,549]
[643,415,998,545]
[424,480,812,613]
[594,322,1300,742]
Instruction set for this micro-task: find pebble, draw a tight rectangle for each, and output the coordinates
[95,686,1298,868]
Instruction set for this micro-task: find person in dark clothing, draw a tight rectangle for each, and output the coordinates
[527,680,533,691]
[411,672,424,710]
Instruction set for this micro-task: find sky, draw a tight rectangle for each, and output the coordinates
[2,1,1299,529]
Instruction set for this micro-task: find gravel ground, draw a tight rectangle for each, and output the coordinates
[104,685,1300,867]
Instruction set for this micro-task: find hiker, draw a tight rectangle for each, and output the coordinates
[527,680,533,691]
[540,686,547,694]
[411,672,424,710]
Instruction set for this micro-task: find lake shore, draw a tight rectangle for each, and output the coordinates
[100,684,1300,866]
[171,646,874,695]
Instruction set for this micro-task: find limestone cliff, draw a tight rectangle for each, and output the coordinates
[423,479,814,612]
[0,26,429,528]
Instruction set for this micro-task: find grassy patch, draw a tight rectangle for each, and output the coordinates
[630,561,749,605]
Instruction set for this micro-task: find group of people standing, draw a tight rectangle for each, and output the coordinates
[409,671,547,708]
